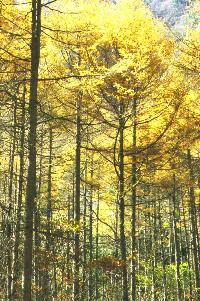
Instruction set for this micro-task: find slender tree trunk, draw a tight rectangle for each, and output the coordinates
[119,101,129,301]
[95,188,100,301]
[82,179,87,299]
[88,158,94,301]
[74,96,81,300]
[23,0,41,299]
[7,96,17,301]
[115,196,119,258]
[158,197,167,301]
[172,174,182,301]
[13,85,26,299]
[35,132,44,301]
[82,138,88,300]
[181,192,193,300]
[152,200,157,301]
[187,149,200,300]
[66,194,71,296]
[131,98,137,301]
[43,127,53,300]
[198,177,200,230]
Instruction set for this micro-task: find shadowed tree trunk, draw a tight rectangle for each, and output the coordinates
[43,126,53,300]
[172,173,182,301]
[187,149,200,300]
[7,95,17,301]
[13,84,26,299]
[158,197,167,301]
[74,96,81,300]
[95,188,100,301]
[88,160,94,301]
[131,98,137,301]
[119,101,129,301]
[23,0,41,299]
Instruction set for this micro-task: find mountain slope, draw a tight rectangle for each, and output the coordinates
[145,0,189,27]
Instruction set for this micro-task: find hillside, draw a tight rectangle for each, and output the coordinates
[145,0,189,26]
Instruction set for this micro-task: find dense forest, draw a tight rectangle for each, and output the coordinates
[0,0,200,300]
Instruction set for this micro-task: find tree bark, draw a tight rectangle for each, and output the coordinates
[7,95,17,301]
[187,149,200,300]
[13,84,26,299]
[172,174,182,301]
[43,126,53,300]
[73,96,81,300]
[23,0,41,299]
[119,101,129,301]
[95,188,100,301]
[88,159,94,301]
[131,98,137,301]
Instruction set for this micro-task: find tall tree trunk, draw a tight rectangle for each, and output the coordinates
[73,96,81,300]
[82,178,87,299]
[151,200,157,301]
[35,132,44,301]
[66,194,72,296]
[119,101,129,301]
[158,196,167,301]
[23,0,41,299]
[88,159,93,301]
[187,149,200,300]
[82,136,88,300]
[95,188,100,301]
[181,192,193,301]
[13,84,26,299]
[131,98,137,301]
[172,174,182,301]
[43,126,53,300]
[7,96,17,301]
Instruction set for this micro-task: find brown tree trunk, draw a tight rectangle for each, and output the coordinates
[119,101,129,301]
[131,98,137,301]
[158,197,167,301]
[7,95,17,301]
[88,159,94,301]
[23,0,41,299]
[187,149,200,300]
[13,84,26,299]
[43,126,53,300]
[35,132,44,301]
[181,192,193,300]
[73,96,81,300]
[95,188,100,301]
[172,174,182,301]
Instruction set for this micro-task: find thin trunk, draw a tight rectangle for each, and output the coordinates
[152,200,157,301]
[95,188,100,301]
[88,160,93,301]
[172,174,182,301]
[119,102,129,301]
[82,137,88,300]
[82,182,87,299]
[131,98,137,301]
[66,194,71,296]
[187,149,200,300]
[181,193,193,300]
[158,198,167,301]
[74,96,81,300]
[23,0,41,298]
[35,132,43,301]
[7,96,17,301]
[43,127,53,300]
[13,85,26,299]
